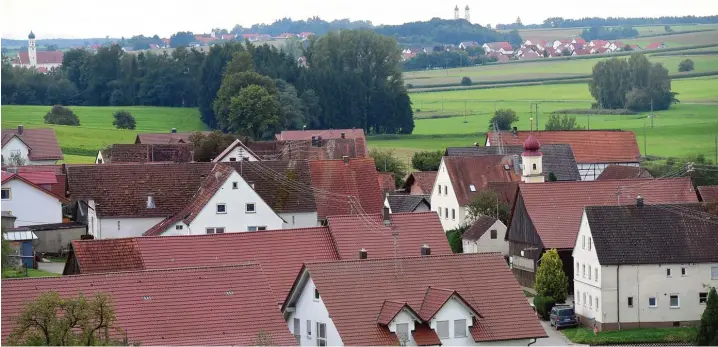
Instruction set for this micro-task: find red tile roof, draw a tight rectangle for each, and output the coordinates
[106,143,193,163]
[69,227,340,304]
[412,323,442,346]
[2,264,296,346]
[418,287,455,320]
[309,158,384,219]
[245,138,367,161]
[573,37,587,44]
[326,212,451,259]
[275,129,367,155]
[15,164,64,175]
[1,171,68,203]
[15,165,66,197]
[2,128,63,160]
[486,130,641,163]
[403,171,437,194]
[290,253,546,345]
[15,50,64,65]
[378,172,395,195]
[484,42,512,51]
[444,156,522,205]
[596,165,653,180]
[698,185,718,202]
[514,177,699,249]
[134,131,211,144]
[16,171,57,185]
[646,42,663,49]
[377,300,413,325]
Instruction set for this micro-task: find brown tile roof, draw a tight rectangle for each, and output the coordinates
[486,130,641,164]
[245,139,366,161]
[403,171,437,194]
[585,203,718,265]
[15,164,64,175]
[698,185,718,202]
[293,253,546,345]
[596,165,653,180]
[412,323,442,346]
[487,181,519,208]
[143,164,235,236]
[463,215,499,241]
[107,144,193,163]
[275,129,367,156]
[309,158,384,219]
[326,212,451,260]
[444,156,522,206]
[134,131,211,144]
[2,128,63,160]
[69,227,340,304]
[378,172,395,195]
[2,264,297,346]
[66,161,315,217]
[514,177,699,249]
[16,50,64,64]
[71,238,144,273]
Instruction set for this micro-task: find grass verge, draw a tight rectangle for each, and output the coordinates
[562,327,697,345]
[2,268,62,278]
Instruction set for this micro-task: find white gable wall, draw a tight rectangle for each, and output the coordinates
[431,159,462,231]
[430,297,475,346]
[217,146,259,162]
[279,212,319,228]
[462,220,508,255]
[1,179,62,227]
[287,277,343,346]
[572,212,603,322]
[388,310,418,346]
[95,216,165,239]
[578,162,639,181]
[2,137,30,164]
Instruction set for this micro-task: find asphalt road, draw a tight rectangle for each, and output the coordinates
[38,261,65,274]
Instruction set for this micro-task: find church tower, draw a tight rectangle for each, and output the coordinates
[521,134,545,183]
[465,5,471,22]
[454,5,459,19]
[28,31,37,67]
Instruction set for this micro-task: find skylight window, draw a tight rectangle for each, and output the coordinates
[469,184,476,192]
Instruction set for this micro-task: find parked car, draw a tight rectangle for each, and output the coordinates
[549,305,577,329]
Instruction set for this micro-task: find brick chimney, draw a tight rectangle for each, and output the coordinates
[17,125,24,135]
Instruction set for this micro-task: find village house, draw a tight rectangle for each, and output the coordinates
[506,177,699,290]
[384,194,431,214]
[487,51,511,62]
[2,171,67,227]
[646,42,667,49]
[2,126,64,165]
[573,202,718,330]
[95,143,193,164]
[446,143,581,181]
[282,253,547,346]
[378,172,395,195]
[462,215,508,256]
[403,171,437,195]
[459,41,479,50]
[134,128,212,144]
[309,157,384,221]
[596,164,654,180]
[66,161,317,238]
[11,32,64,72]
[482,41,513,55]
[516,48,542,60]
[2,264,296,345]
[697,185,718,202]
[275,128,368,156]
[485,130,642,180]
[214,137,367,162]
[64,211,451,304]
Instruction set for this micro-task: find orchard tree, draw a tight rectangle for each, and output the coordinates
[188,131,237,162]
[44,105,80,126]
[112,110,136,130]
[678,59,694,72]
[370,148,407,187]
[411,150,443,171]
[488,108,518,130]
[534,249,569,303]
[544,114,585,131]
[467,190,510,224]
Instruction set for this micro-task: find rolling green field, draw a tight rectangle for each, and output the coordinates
[405,53,718,87]
[511,25,718,41]
[1,105,207,162]
[370,76,718,161]
[624,29,718,47]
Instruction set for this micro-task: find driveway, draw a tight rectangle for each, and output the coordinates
[38,261,65,274]
[534,320,582,346]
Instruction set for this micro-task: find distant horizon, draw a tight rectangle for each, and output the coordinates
[2,0,716,39]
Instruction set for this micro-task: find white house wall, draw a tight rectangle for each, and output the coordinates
[578,162,640,181]
[388,310,418,346]
[463,220,508,255]
[1,179,62,227]
[572,212,603,321]
[2,137,30,165]
[430,297,476,346]
[279,212,318,229]
[432,159,462,231]
[95,217,164,239]
[218,146,259,162]
[287,277,343,346]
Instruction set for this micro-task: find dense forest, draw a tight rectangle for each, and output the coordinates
[230,17,373,36]
[1,30,414,137]
[580,26,640,41]
[496,15,718,29]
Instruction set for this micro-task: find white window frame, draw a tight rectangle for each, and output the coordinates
[248,226,267,232]
[596,296,599,311]
[588,265,592,280]
[436,320,449,339]
[245,203,256,213]
[490,229,497,239]
[444,207,448,220]
[595,268,599,282]
[1,188,10,200]
[582,293,586,306]
[452,209,455,220]
[316,322,327,346]
[670,294,680,308]
[582,264,585,278]
[444,185,448,196]
[438,185,442,195]
[582,235,585,249]
[206,227,225,234]
[648,297,657,308]
[576,261,579,277]
[712,266,718,280]
[588,237,592,251]
[589,295,593,308]
[396,323,410,344]
[293,318,301,341]
[454,319,467,338]
[216,203,227,214]
[175,225,183,230]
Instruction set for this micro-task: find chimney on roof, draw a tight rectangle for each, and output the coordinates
[147,196,156,209]
[512,126,518,136]
[311,136,317,147]
[341,132,345,139]
[343,156,349,165]
[636,195,644,208]
[80,234,94,240]
[17,125,24,135]
[317,136,323,147]
[171,128,177,133]
[421,244,431,256]
[359,248,367,259]
[383,206,391,225]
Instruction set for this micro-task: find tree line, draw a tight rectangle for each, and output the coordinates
[497,15,718,29]
[1,30,414,137]
[376,18,520,46]
[580,25,640,41]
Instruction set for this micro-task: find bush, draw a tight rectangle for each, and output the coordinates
[369,148,407,187]
[446,225,468,253]
[460,76,472,86]
[43,105,80,126]
[488,108,519,130]
[407,83,414,89]
[533,295,556,321]
[112,110,136,130]
[411,150,443,171]
[678,59,694,72]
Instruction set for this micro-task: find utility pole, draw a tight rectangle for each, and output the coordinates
[650,99,654,129]
[529,104,533,130]
[463,100,468,123]
[715,136,717,164]
[644,124,647,157]
[535,103,539,129]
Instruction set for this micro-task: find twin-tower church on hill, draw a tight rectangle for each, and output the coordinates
[454,4,470,22]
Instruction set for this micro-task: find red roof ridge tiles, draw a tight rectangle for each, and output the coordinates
[309,158,384,219]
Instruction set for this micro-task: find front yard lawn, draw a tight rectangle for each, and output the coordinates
[562,327,697,345]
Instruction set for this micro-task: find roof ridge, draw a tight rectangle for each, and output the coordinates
[5,263,261,281]
[141,226,329,240]
[306,252,494,265]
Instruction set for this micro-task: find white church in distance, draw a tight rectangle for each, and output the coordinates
[12,31,64,73]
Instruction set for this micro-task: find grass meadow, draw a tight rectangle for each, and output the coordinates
[510,25,718,41]
[1,105,207,162]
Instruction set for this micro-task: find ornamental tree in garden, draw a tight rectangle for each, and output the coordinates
[534,248,568,303]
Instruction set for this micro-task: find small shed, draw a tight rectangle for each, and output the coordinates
[3,230,38,269]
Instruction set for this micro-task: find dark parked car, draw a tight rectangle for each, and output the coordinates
[549,305,577,329]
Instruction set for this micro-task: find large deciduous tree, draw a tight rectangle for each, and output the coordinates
[467,190,510,225]
[226,85,281,140]
[488,108,518,130]
[411,150,443,171]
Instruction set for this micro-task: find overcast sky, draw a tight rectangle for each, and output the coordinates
[2,0,717,39]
